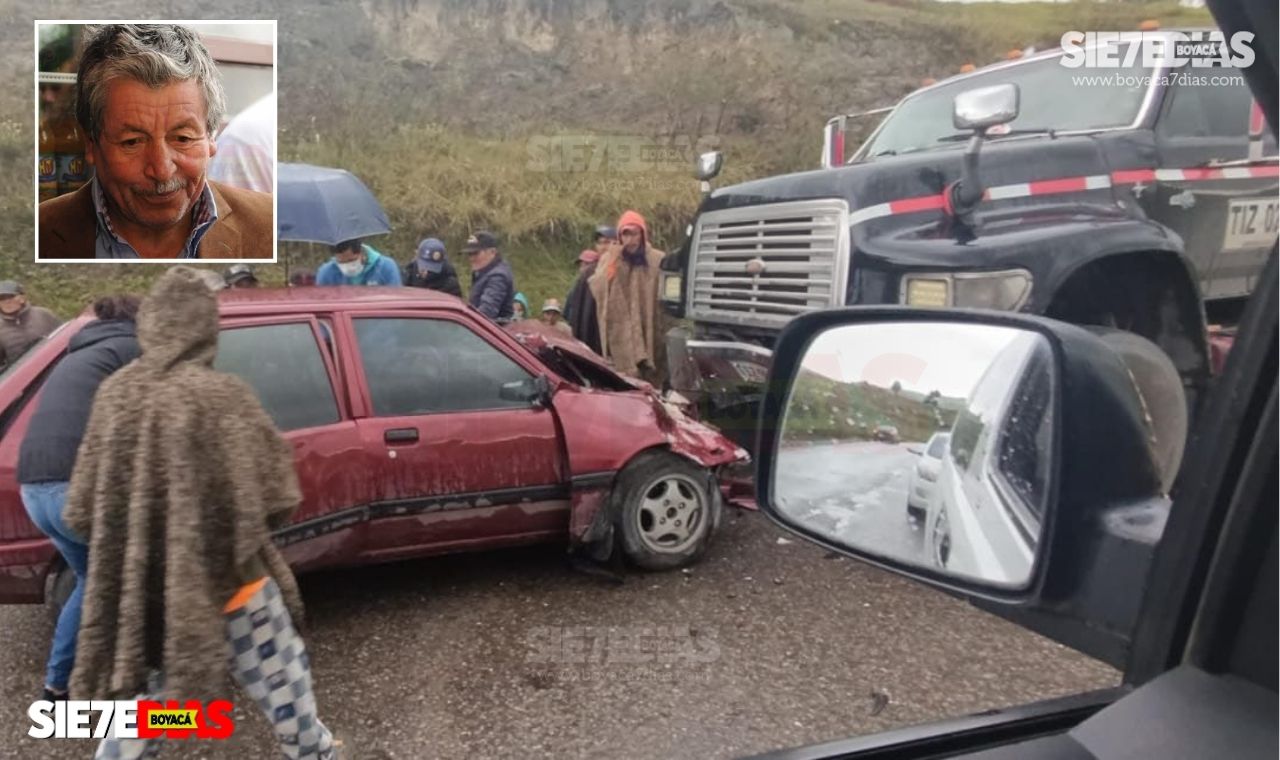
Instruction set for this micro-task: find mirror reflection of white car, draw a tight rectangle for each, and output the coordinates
[925,333,1054,587]
[906,432,950,522]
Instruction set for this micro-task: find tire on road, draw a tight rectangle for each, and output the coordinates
[614,450,721,571]
[1087,327,1188,493]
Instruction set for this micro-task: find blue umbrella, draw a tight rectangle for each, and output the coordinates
[277,163,391,245]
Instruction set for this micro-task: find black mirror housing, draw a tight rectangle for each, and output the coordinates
[755,307,1164,628]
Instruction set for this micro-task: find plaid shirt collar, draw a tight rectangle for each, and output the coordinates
[92,177,219,259]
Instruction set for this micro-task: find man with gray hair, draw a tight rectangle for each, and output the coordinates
[38,24,273,260]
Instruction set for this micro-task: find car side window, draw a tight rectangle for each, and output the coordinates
[1158,73,1255,140]
[995,343,1054,520]
[353,317,533,416]
[214,322,341,431]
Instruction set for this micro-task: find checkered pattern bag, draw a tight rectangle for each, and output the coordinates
[94,578,335,760]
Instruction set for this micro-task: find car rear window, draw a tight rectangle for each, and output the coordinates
[215,322,341,431]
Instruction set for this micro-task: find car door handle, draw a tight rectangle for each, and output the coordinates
[384,428,419,444]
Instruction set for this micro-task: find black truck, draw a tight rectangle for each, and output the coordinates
[661,32,1278,449]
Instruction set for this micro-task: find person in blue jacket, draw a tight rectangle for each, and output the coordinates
[315,239,402,286]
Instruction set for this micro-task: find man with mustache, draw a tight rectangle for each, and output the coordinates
[38,24,272,260]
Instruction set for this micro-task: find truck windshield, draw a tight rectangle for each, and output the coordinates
[857,50,1152,159]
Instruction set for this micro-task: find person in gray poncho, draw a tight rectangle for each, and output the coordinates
[64,266,337,759]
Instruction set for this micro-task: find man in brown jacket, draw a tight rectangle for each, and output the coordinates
[64,267,335,758]
[38,24,272,260]
[0,281,62,369]
[588,210,666,382]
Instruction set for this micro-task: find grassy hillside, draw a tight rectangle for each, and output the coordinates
[0,0,1212,316]
[784,367,960,444]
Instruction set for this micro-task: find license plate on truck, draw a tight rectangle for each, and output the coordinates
[1223,197,1279,251]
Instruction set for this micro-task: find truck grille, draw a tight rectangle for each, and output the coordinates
[687,199,850,328]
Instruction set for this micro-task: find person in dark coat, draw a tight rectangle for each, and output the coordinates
[564,248,602,354]
[0,280,62,370]
[404,237,462,297]
[17,294,141,701]
[464,231,515,322]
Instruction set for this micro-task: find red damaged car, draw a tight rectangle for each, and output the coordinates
[0,287,749,610]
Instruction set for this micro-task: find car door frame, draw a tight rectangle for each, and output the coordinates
[332,306,574,559]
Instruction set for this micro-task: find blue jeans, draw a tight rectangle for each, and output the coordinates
[20,482,86,692]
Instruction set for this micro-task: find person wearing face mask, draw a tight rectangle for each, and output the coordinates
[315,238,403,286]
[0,281,62,370]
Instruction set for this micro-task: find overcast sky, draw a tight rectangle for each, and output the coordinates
[801,322,1025,398]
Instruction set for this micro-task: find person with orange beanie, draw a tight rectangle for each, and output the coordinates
[588,210,666,381]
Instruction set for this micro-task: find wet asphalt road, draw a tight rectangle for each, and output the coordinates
[776,442,926,565]
[0,510,1116,760]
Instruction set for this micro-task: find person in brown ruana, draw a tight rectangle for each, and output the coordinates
[588,210,666,382]
[64,266,337,759]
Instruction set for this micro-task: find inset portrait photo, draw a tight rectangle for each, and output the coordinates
[35,21,277,262]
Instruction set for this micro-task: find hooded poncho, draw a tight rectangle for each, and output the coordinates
[588,210,666,377]
[64,266,305,701]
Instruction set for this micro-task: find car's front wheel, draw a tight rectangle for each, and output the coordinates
[615,451,720,571]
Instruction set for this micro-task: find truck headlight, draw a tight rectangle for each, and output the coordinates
[661,272,682,302]
[904,278,950,308]
[902,269,1032,311]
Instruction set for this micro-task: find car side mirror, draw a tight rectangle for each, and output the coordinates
[500,375,553,408]
[755,308,1168,604]
[953,83,1019,132]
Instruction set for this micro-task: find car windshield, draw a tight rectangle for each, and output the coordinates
[858,48,1152,159]
[927,433,950,458]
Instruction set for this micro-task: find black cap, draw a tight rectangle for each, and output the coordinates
[0,280,22,296]
[594,225,617,241]
[462,231,499,254]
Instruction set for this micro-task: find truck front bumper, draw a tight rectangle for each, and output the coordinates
[665,327,774,454]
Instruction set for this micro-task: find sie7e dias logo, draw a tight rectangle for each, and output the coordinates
[28,699,235,740]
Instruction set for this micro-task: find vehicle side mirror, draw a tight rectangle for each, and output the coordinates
[953,83,1019,132]
[500,375,554,408]
[694,151,723,182]
[821,116,847,169]
[948,83,1020,224]
[755,308,1168,605]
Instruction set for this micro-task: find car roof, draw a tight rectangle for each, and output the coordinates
[216,285,468,317]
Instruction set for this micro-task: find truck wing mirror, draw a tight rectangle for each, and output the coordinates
[948,84,1020,222]
[953,83,1019,131]
[694,151,723,182]
[821,116,846,170]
